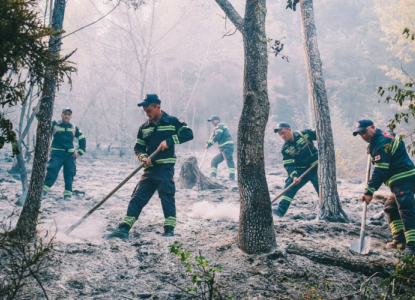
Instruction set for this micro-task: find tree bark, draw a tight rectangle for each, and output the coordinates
[286,243,394,278]
[15,141,28,206]
[215,0,277,254]
[299,0,348,222]
[14,0,67,237]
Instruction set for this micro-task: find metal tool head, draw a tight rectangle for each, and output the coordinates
[350,236,371,255]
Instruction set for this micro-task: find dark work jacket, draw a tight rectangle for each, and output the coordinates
[365,129,415,196]
[134,111,193,168]
[207,123,234,149]
[50,121,86,156]
[281,129,318,179]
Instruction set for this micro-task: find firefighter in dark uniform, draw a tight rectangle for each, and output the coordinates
[354,119,415,255]
[206,115,236,181]
[106,94,193,240]
[273,122,319,217]
[40,108,86,200]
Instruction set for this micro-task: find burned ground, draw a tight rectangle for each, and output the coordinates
[0,150,398,299]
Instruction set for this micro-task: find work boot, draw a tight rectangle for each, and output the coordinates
[272,207,285,218]
[386,240,406,250]
[405,247,415,256]
[104,223,131,240]
[163,226,174,237]
[63,195,71,201]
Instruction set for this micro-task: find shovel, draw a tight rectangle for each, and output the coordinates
[350,154,372,255]
[199,130,215,169]
[271,162,318,204]
[65,149,160,235]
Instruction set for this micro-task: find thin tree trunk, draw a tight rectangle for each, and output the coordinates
[299,0,348,222]
[215,0,277,254]
[15,141,28,206]
[14,0,67,237]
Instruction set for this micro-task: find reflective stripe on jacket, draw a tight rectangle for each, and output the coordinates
[365,129,415,196]
[207,123,234,149]
[134,111,193,168]
[281,129,318,179]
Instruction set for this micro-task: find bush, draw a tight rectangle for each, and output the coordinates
[0,211,59,300]
[166,243,233,300]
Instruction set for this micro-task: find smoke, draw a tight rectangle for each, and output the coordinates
[39,212,105,244]
[189,201,239,222]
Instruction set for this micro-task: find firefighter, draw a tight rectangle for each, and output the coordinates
[273,122,319,217]
[105,94,193,240]
[206,115,236,181]
[354,119,415,255]
[40,107,86,200]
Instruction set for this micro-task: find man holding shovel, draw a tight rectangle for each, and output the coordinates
[354,119,415,255]
[273,122,319,217]
[105,94,193,240]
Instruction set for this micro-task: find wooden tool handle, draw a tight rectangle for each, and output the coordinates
[271,162,318,204]
[65,149,160,235]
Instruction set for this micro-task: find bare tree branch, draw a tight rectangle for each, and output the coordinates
[401,62,415,84]
[62,0,122,39]
[214,0,244,32]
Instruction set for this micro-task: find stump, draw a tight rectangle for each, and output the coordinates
[179,156,226,190]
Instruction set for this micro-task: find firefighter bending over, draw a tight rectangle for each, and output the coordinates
[354,119,415,255]
[273,122,319,217]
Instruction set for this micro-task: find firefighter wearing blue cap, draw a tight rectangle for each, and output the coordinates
[273,122,319,217]
[354,119,415,255]
[37,107,86,200]
[105,94,194,239]
[206,115,236,181]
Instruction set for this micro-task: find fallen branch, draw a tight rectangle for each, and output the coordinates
[286,243,394,278]
[330,272,380,300]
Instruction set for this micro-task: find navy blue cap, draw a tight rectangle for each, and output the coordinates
[62,108,72,114]
[274,122,290,133]
[353,119,374,136]
[137,94,161,107]
[207,115,220,122]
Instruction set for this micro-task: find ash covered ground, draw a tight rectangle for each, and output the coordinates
[0,149,398,299]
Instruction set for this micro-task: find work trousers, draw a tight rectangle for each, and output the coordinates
[210,146,235,178]
[43,153,76,196]
[124,164,176,228]
[384,180,415,248]
[276,166,319,216]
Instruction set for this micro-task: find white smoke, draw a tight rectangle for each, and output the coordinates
[189,201,239,222]
[39,212,105,244]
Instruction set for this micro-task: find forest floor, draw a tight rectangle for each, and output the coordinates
[0,149,400,299]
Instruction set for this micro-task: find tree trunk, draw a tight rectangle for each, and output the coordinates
[237,0,276,254]
[299,0,348,222]
[215,0,276,254]
[14,0,67,238]
[15,141,28,206]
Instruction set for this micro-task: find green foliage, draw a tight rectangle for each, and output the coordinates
[168,243,233,300]
[378,28,415,155]
[380,254,415,299]
[268,38,289,62]
[0,0,75,153]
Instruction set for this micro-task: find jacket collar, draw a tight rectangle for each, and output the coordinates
[284,132,299,147]
[144,110,169,126]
